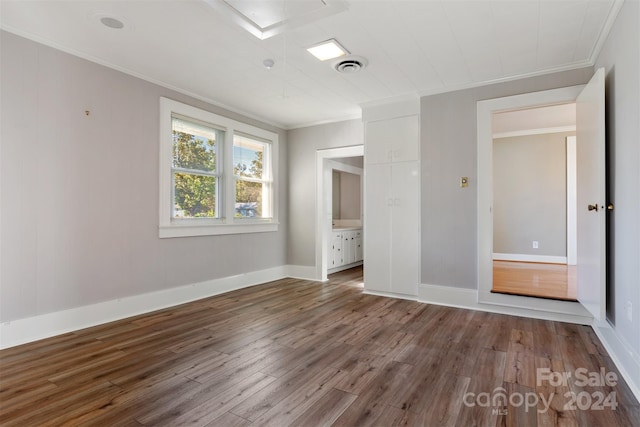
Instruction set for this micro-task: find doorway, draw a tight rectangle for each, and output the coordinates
[315,145,364,282]
[477,72,607,322]
[490,104,577,301]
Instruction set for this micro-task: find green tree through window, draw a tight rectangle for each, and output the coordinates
[172,130,217,218]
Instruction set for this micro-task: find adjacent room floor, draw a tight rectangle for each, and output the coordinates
[492,261,578,301]
[1,267,637,426]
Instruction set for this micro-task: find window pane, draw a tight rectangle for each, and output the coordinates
[233,135,265,179]
[172,117,218,172]
[173,172,216,218]
[235,180,266,218]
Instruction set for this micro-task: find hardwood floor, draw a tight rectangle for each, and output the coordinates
[1,266,637,426]
[493,261,578,301]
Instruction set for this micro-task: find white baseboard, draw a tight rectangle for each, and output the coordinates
[418,283,592,324]
[284,265,319,281]
[363,289,417,301]
[592,321,640,403]
[493,253,567,264]
[328,261,363,275]
[0,265,289,350]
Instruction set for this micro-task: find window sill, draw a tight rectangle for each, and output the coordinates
[159,222,278,238]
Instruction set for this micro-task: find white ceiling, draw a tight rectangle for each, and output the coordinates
[0,0,622,129]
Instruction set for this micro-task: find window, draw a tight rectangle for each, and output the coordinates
[233,134,272,219]
[171,116,222,219]
[159,98,278,238]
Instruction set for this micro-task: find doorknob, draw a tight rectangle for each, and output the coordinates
[588,204,599,212]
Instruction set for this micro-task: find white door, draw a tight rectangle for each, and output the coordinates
[390,161,420,296]
[576,67,607,321]
[364,164,391,292]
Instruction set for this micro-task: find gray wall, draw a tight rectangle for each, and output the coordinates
[332,171,341,219]
[338,171,361,220]
[287,120,363,266]
[595,1,640,359]
[421,68,593,289]
[493,132,572,257]
[0,31,288,322]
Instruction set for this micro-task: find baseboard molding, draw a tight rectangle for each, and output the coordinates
[284,265,319,281]
[0,265,289,350]
[493,253,567,264]
[418,283,592,324]
[363,289,417,301]
[592,321,640,403]
[328,261,363,275]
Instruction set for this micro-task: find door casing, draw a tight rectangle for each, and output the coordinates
[477,85,592,320]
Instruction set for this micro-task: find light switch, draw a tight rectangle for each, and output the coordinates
[460,177,469,188]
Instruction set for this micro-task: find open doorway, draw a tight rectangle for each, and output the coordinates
[315,145,364,282]
[490,104,577,301]
[477,69,607,322]
[328,158,364,274]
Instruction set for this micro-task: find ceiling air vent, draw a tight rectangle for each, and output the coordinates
[333,55,368,73]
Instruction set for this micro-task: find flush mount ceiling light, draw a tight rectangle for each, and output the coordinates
[307,39,349,61]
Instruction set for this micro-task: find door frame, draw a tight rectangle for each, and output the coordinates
[477,85,591,318]
[315,145,364,281]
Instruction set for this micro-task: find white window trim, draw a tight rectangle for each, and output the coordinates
[159,97,278,238]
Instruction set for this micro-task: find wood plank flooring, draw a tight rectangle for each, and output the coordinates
[1,266,638,426]
[493,261,578,301]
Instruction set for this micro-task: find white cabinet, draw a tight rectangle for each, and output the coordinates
[343,232,355,265]
[364,112,420,297]
[365,115,419,165]
[355,231,363,262]
[330,232,343,268]
[329,229,363,270]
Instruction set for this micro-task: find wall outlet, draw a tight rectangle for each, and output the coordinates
[625,301,632,322]
[532,241,539,249]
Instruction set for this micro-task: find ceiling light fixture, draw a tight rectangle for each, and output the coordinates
[306,39,349,61]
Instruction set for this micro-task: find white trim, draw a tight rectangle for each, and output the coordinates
[592,321,640,403]
[477,85,584,307]
[326,159,363,176]
[159,97,279,238]
[567,136,578,265]
[492,253,567,264]
[418,63,592,100]
[284,265,319,281]
[328,261,363,275]
[159,223,278,238]
[363,289,418,302]
[0,25,288,130]
[360,96,420,123]
[492,125,576,139]
[289,113,362,131]
[315,146,364,283]
[0,266,288,349]
[587,0,626,65]
[418,283,593,325]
